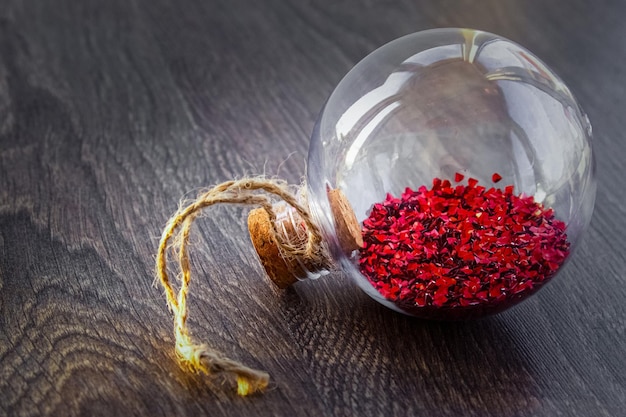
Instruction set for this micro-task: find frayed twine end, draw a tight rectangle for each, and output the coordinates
[175,334,270,396]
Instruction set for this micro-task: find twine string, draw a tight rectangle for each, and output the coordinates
[155,178,331,396]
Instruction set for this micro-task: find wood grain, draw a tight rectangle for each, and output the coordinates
[0,0,624,416]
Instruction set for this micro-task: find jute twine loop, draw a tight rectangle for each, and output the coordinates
[155,178,332,396]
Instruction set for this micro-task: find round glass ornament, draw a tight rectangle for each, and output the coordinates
[254,28,596,319]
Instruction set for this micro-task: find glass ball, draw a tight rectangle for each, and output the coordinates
[306,28,596,319]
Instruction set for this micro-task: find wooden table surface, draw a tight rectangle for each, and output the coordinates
[1,0,625,416]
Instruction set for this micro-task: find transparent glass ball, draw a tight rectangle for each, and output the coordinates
[306,28,596,319]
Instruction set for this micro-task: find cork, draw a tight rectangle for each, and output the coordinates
[247,207,303,288]
[328,188,363,252]
[247,189,362,288]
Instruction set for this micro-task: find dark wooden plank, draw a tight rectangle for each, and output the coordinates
[0,0,624,416]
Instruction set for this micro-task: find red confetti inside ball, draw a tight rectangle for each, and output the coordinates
[358,177,570,319]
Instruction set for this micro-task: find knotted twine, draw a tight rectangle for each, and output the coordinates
[155,178,333,396]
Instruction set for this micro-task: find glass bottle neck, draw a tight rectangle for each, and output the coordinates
[271,201,332,281]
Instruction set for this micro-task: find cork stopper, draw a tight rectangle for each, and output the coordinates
[327,188,363,252]
[247,188,362,288]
